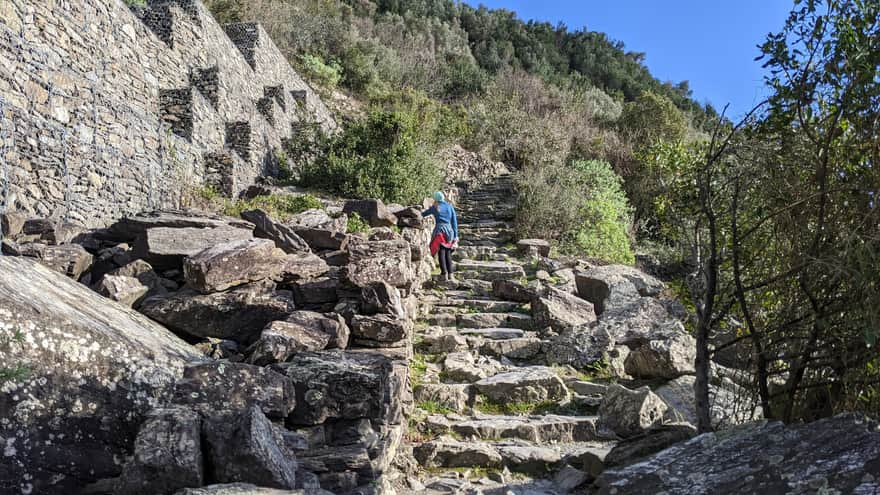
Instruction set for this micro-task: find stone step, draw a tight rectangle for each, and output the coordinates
[414,438,562,476]
[450,414,602,443]
[458,239,512,249]
[456,259,524,274]
[457,312,534,330]
[455,262,526,282]
[437,298,521,313]
[479,337,544,361]
[458,327,526,340]
[424,311,459,327]
[459,220,513,229]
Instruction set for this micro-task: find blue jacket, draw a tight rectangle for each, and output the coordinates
[422,201,459,242]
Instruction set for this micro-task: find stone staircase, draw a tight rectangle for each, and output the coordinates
[406,174,617,494]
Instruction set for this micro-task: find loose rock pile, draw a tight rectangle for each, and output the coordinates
[0,197,433,495]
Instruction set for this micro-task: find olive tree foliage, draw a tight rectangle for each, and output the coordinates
[662,0,880,432]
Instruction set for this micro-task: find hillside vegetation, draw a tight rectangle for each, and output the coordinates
[207,0,880,424]
[207,0,711,264]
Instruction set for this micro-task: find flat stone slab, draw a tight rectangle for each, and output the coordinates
[452,415,600,443]
[458,312,534,330]
[459,327,525,340]
[475,366,569,403]
[497,445,562,475]
[479,337,544,360]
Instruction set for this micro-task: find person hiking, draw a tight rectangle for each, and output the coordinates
[422,191,459,282]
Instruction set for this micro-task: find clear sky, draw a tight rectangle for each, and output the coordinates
[462,0,794,120]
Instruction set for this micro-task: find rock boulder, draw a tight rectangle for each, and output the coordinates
[0,257,198,495]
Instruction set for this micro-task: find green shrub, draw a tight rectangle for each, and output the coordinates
[300,110,442,204]
[346,212,371,234]
[562,160,635,264]
[517,159,634,265]
[223,194,324,221]
[299,54,343,91]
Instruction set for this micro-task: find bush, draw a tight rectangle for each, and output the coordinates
[346,212,371,234]
[299,54,343,91]
[517,159,634,265]
[618,90,688,150]
[299,110,442,204]
[562,160,634,264]
[223,194,324,221]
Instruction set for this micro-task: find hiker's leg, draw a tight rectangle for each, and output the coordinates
[438,248,448,276]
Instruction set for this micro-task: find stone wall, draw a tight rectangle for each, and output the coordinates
[0,0,335,228]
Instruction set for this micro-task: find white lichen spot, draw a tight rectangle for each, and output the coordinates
[3,437,16,457]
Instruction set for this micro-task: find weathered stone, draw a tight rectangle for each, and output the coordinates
[574,264,665,316]
[116,407,204,495]
[625,332,696,379]
[603,424,697,468]
[290,276,340,306]
[492,278,545,303]
[593,297,684,347]
[135,226,254,269]
[368,226,398,241]
[566,446,613,480]
[175,484,321,495]
[497,445,561,475]
[543,325,615,369]
[109,211,254,241]
[293,227,349,251]
[94,274,150,307]
[458,312,534,330]
[451,415,600,443]
[351,314,412,346]
[172,362,295,419]
[598,384,668,438]
[532,286,597,332]
[343,199,398,227]
[241,209,310,254]
[43,221,84,245]
[392,206,423,228]
[655,375,762,428]
[425,332,469,354]
[278,252,330,281]
[320,249,349,266]
[202,406,297,489]
[0,211,27,237]
[554,465,591,492]
[593,414,880,494]
[246,321,331,365]
[360,281,405,318]
[516,239,551,257]
[184,238,287,293]
[346,239,414,289]
[273,350,407,426]
[288,208,345,231]
[0,257,198,495]
[443,352,498,382]
[413,439,502,468]
[140,282,296,344]
[480,337,544,360]
[414,383,474,411]
[21,217,56,236]
[38,243,93,278]
[285,311,350,349]
[475,367,569,403]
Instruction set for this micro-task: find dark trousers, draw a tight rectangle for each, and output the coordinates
[438,246,454,275]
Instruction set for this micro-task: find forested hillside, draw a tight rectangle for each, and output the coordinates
[206,0,880,423]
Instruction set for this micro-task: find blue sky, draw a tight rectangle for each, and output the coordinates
[462,0,794,119]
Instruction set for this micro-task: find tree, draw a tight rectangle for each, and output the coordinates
[674,0,880,431]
